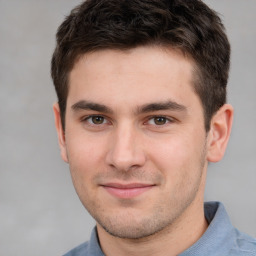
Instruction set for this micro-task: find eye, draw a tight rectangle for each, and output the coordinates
[85,115,107,125]
[147,116,172,126]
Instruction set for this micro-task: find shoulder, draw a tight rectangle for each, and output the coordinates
[229,229,256,256]
[63,241,89,256]
[63,227,104,256]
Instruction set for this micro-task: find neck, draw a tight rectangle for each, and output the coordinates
[97,197,208,256]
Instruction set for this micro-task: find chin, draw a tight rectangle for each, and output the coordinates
[95,211,174,240]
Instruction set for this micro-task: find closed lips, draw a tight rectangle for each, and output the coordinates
[101,183,155,198]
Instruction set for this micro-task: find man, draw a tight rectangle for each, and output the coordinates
[51,0,256,255]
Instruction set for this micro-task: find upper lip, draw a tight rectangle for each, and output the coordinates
[101,183,155,189]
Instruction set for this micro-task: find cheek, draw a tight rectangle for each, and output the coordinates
[65,135,104,188]
[66,129,107,165]
[148,136,189,165]
[147,133,205,179]
[66,138,101,206]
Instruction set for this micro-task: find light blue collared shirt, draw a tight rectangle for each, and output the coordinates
[64,202,256,256]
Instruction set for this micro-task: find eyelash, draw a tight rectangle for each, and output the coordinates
[146,116,174,126]
[82,115,110,126]
[82,114,175,126]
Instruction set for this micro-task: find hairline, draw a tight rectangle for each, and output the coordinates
[60,44,210,130]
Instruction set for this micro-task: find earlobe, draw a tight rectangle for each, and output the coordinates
[53,103,69,163]
[206,104,234,162]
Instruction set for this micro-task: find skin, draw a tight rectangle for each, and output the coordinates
[54,46,233,256]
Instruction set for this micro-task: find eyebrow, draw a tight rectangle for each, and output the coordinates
[71,99,187,115]
[71,100,113,114]
[137,100,187,114]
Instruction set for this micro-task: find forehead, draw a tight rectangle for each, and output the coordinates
[72,46,194,80]
[67,46,199,111]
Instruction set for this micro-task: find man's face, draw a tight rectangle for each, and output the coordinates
[58,46,210,239]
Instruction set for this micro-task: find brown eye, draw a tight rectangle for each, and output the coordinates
[153,117,167,125]
[90,116,105,124]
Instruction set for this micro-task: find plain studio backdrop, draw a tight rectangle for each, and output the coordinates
[0,0,255,255]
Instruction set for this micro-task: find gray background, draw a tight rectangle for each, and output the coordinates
[0,0,255,255]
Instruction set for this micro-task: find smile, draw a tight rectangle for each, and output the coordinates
[101,183,155,199]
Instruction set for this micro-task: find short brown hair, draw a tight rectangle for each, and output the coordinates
[51,0,230,131]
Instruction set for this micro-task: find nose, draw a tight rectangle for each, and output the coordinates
[106,124,146,171]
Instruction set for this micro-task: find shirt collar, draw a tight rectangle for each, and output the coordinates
[87,227,104,256]
[180,201,236,255]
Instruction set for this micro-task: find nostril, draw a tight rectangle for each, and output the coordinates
[106,146,146,171]
[105,127,146,170]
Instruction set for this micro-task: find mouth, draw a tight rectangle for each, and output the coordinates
[100,183,155,199]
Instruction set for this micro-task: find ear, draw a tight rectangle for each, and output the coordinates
[53,103,69,163]
[206,104,234,162]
